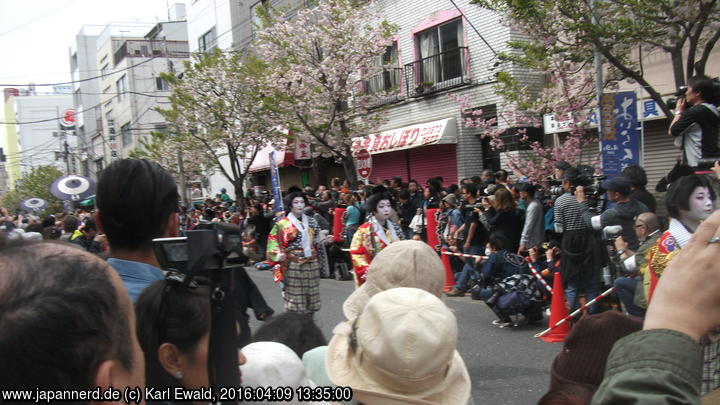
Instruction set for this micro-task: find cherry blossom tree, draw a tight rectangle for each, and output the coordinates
[152,50,287,207]
[253,0,397,187]
[474,0,720,121]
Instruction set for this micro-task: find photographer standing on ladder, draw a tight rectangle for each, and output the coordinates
[669,75,720,167]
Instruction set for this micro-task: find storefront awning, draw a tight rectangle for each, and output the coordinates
[248,142,295,173]
[351,117,457,155]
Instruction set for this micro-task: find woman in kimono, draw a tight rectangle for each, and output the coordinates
[647,173,717,394]
[350,187,404,286]
[267,191,325,315]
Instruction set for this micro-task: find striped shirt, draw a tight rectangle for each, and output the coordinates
[554,193,592,232]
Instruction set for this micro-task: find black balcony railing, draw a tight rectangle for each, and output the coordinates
[404,47,470,98]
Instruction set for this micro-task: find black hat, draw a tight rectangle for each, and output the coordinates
[601,176,632,195]
[555,161,572,171]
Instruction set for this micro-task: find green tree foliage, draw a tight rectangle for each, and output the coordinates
[474,0,720,121]
[0,166,65,214]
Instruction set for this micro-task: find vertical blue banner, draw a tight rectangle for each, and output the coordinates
[269,151,283,212]
[600,91,640,179]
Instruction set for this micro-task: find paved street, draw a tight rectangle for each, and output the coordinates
[247,268,561,404]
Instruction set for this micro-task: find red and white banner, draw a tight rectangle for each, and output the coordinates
[351,118,456,154]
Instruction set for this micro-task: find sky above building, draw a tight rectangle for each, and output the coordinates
[0,0,176,92]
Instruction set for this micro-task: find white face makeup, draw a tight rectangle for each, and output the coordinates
[684,186,714,223]
[291,196,306,216]
[374,199,392,221]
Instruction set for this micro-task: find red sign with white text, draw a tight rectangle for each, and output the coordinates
[351,118,455,154]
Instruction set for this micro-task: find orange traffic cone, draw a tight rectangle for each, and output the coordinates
[440,248,455,293]
[541,271,570,343]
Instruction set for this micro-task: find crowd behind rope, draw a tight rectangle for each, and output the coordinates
[3,153,720,403]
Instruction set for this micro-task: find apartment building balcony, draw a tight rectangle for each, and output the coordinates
[113,40,189,66]
[404,47,470,98]
[365,68,404,107]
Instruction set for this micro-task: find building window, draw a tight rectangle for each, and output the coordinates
[198,28,216,53]
[156,77,169,91]
[116,74,128,102]
[414,18,465,85]
[95,158,104,176]
[101,64,109,78]
[121,122,132,147]
[366,42,400,94]
[103,85,111,94]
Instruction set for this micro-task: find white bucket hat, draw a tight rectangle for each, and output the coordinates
[240,341,327,405]
[343,240,446,319]
[327,287,471,405]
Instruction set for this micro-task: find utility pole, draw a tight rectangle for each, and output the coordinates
[177,148,188,207]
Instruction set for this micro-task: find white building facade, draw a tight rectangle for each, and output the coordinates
[94,21,189,175]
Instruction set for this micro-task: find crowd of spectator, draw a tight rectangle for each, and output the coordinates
[4,155,720,404]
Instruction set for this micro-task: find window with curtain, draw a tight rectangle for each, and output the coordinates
[415,18,464,85]
[367,42,399,94]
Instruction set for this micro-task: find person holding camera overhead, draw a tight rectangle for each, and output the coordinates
[669,75,720,167]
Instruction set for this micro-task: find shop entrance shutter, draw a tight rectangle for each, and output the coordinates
[408,144,458,186]
[368,150,408,185]
[642,120,679,217]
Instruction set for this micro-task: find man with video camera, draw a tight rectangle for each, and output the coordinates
[576,176,649,252]
[669,75,720,167]
[554,167,603,313]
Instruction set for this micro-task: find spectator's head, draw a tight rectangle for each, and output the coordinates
[135,276,215,389]
[486,235,506,253]
[686,75,720,106]
[0,240,144,391]
[41,215,55,228]
[562,167,581,191]
[493,187,516,211]
[665,174,716,223]
[601,176,632,202]
[316,185,327,193]
[427,177,442,191]
[80,217,99,240]
[331,177,342,189]
[621,165,648,190]
[494,170,509,183]
[408,180,419,193]
[539,311,642,404]
[391,176,402,188]
[447,183,460,196]
[251,312,326,358]
[284,191,308,217]
[441,194,458,210]
[518,183,537,200]
[634,212,660,241]
[96,159,179,255]
[464,183,478,202]
[472,174,484,185]
[328,288,470,405]
[241,342,316,402]
[554,160,572,180]
[343,240,447,319]
[397,190,410,203]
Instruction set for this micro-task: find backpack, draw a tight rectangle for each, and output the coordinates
[495,291,531,317]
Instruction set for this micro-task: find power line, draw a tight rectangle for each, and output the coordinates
[0,0,77,38]
[0,55,182,87]
[447,0,498,58]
